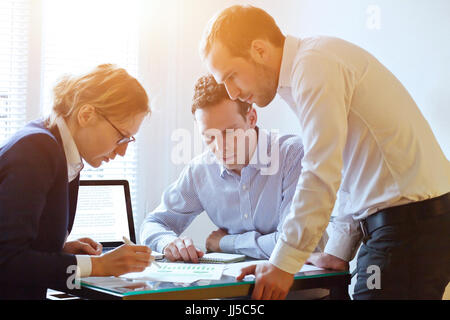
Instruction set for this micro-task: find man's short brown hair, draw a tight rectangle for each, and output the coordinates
[192,74,251,119]
[199,5,285,60]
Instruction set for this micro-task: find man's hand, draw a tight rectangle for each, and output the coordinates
[164,237,204,263]
[205,228,228,252]
[237,262,294,300]
[63,237,102,255]
[305,252,349,271]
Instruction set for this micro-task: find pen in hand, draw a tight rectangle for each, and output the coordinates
[122,236,161,269]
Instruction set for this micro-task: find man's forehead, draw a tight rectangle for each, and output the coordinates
[195,102,243,134]
[207,42,233,83]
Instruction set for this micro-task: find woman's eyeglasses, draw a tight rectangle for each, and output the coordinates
[97,111,136,145]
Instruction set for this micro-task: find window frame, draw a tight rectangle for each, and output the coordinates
[20,0,144,225]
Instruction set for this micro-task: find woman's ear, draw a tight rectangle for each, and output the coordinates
[247,108,258,128]
[77,104,97,128]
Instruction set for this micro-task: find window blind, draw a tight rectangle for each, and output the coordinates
[41,0,141,217]
[0,0,30,144]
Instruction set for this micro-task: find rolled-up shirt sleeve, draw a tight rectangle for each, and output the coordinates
[140,164,204,253]
[325,214,362,261]
[270,53,355,274]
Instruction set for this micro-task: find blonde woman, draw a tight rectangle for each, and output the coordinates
[0,64,153,299]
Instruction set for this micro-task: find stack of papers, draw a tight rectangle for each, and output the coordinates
[199,252,246,264]
[81,276,138,288]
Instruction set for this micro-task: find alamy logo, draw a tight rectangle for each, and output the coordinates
[171,127,280,175]
[366,5,381,30]
[66,265,81,290]
[366,265,381,290]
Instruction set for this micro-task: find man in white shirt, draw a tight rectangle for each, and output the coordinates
[200,5,450,300]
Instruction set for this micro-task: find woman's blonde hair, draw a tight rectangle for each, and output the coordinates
[48,64,149,127]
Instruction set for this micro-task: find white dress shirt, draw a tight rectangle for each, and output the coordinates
[55,117,92,278]
[271,35,450,274]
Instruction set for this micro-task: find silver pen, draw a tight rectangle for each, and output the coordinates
[122,236,161,269]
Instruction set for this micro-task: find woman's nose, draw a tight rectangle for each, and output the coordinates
[114,143,128,157]
[214,138,223,154]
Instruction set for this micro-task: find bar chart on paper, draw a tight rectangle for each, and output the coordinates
[157,263,223,275]
[119,262,225,283]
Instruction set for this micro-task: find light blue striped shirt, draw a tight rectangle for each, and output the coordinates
[140,128,306,259]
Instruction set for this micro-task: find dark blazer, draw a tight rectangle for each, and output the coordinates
[0,119,80,299]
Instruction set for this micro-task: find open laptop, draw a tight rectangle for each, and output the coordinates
[67,180,136,253]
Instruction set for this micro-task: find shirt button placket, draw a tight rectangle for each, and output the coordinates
[240,172,252,227]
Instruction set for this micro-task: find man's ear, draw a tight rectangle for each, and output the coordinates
[249,39,270,64]
[77,104,96,128]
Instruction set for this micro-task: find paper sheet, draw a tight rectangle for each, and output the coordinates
[222,260,325,280]
[83,261,326,287]
[299,264,326,272]
[82,276,136,287]
[119,262,225,283]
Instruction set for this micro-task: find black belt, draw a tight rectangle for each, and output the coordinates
[360,192,450,242]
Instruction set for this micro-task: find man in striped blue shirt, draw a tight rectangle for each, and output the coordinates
[140,75,327,262]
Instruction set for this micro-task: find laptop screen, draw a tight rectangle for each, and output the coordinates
[67,181,134,245]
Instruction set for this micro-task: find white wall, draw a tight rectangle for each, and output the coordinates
[136,0,450,296]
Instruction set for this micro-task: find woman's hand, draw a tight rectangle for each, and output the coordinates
[63,237,103,255]
[90,244,153,277]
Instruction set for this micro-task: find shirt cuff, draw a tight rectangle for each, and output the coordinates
[156,235,179,254]
[75,255,92,278]
[219,234,237,253]
[269,239,311,274]
[324,221,362,261]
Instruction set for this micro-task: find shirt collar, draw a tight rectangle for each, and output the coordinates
[218,127,274,179]
[55,117,84,182]
[277,35,302,91]
[219,165,228,179]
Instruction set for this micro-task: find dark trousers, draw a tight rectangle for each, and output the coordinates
[353,209,450,300]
